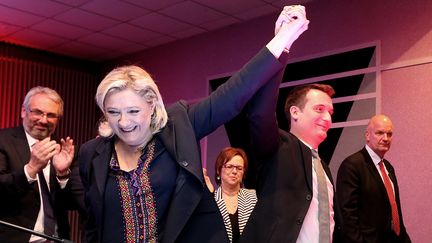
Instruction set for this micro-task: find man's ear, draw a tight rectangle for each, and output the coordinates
[21,106,26,119]
[290,106,299,120]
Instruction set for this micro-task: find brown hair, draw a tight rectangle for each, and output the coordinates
[284,83,335,129]
[214,147,248,185]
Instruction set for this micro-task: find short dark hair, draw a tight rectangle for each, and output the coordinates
[214,147,248,185]
[284,83,335,129]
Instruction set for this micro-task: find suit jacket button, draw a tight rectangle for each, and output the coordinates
[296,218,303,225]
[181,161,188,167]
[306,194,312,201]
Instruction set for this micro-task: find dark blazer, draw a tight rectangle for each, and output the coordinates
[240,131,342,243]
[78,47,284,243]
[239,60,341,243]
[0,126,81,243]
[336,147,411,243]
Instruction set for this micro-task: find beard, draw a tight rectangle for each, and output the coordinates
[29,123,53,139]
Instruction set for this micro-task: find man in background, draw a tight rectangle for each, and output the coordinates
[0,86,83,242]
[336,114,411,243]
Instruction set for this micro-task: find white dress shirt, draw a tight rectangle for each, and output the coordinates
[365,145,395,194]
[23,132,67,242]
[296,140,335,243]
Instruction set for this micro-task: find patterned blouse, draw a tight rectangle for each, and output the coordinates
[103,137,178,243]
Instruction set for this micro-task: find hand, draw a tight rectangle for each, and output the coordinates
[275,5,310,51]
[27,137,60,178]
[52,137,75,175]
[203,168,215,193]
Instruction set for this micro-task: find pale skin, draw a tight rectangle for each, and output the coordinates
[220,155,245,214]
[365,114,393,158]
[103,88,155,172]
[267,5,310,57]
[290,89,334,149]
[203,168,214,193]
[204,155,245,214]
[22,93,75,179]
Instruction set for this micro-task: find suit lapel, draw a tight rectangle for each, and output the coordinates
[93,139,112,199]
[321,160,335,186]
[383,160,396,184]
[157,118,204,243]
[157,115,202,183]
[382,159,400,199]
[294,137,313,191]
[10,126,31,167]
[361,148,390,200]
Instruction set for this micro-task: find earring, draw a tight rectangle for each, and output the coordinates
[217,176,220,181]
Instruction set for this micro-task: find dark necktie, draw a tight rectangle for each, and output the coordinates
[311,149,330,243]
[379,161,400,235]
[38,170,56,236]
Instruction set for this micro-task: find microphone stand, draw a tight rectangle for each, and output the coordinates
[0,220,74,243]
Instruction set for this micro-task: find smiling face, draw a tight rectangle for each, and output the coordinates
[290,89,333,148]
[104,88,154,148]
[21,93,61,140]
[220,155,245,189]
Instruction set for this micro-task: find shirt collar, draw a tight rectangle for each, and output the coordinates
[365,144,383,166]
[24,130,39,148]
[298,138,315,151]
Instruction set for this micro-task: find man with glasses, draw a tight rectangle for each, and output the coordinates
[0,86,82,242]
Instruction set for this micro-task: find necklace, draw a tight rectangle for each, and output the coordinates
[222,189,239,214]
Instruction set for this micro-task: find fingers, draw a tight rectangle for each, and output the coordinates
[32,138,58,159]
[275,5,308,35]
[53,136,75,163]
[60,137,75,155]
[202,168,214,192]
[29,138,58,171]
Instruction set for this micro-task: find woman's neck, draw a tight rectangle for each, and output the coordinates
[114,140,144,172]
[221,185,240,197]
[115,135,153,153]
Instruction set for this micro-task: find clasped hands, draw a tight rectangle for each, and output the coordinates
[27,137,75,179]
[275,5,310,52]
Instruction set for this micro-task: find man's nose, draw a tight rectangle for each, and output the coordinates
[323,111,332,123]
[38,115,49,123]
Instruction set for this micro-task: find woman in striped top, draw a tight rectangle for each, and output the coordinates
[206,147,257,243]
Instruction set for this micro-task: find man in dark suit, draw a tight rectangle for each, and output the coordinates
[238,9,339,239]
[240,80,341,243]
[0,86,80,242]
[336,115,411,243]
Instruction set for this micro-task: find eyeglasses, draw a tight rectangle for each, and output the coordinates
[28,109,59,120]
[222,164,244,171]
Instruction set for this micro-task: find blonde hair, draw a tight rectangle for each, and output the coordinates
[95,65,168,137]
